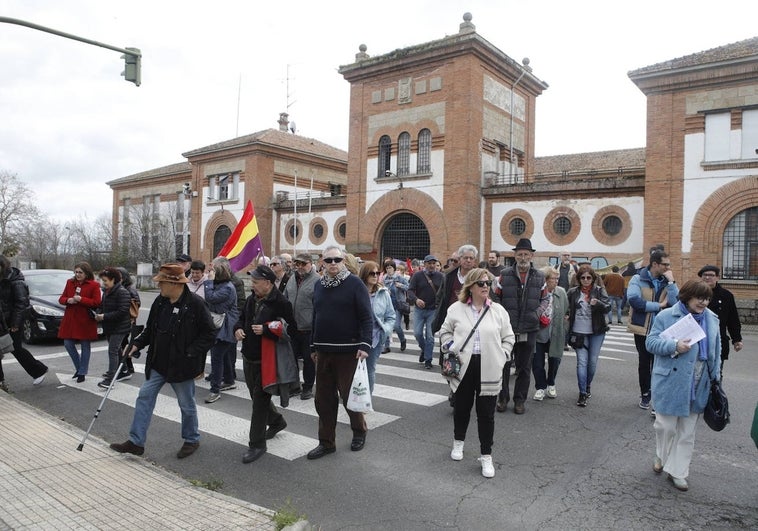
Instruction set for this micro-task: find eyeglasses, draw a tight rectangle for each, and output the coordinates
[475,280,493,287]
[368,271,379,277]
[580,276,593,280]
[323,257,343,264]
[270,263,280,266]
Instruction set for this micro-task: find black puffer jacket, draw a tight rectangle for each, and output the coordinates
[99,282,132,335]
[498,265,546,334]
[0,267,29,331]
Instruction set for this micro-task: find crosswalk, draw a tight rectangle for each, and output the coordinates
[49,323,637,461]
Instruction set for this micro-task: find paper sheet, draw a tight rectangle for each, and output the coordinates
[659,312,706,343]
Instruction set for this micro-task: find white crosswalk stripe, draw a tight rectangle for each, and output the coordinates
[47,322,638,461]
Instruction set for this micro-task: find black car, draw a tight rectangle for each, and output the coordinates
[20,269,102,344]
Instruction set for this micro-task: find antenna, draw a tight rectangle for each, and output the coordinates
[235,73,242,137]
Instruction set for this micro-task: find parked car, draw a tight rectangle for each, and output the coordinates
[20,269,102,344]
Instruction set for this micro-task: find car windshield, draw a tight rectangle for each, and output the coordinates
[25,272,73,296]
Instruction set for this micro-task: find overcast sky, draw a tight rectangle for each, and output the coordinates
[2,0,757,223]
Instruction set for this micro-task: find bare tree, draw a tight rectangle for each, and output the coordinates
[0,171,42,256]
[117,201,179,268]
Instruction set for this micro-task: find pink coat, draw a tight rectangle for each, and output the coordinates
[58,278,102,340]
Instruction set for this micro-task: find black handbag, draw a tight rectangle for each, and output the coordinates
[703,356,730,432]
[439,305,489,379]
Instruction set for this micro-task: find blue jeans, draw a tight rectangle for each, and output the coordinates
[129,370,199,447]
[532,341,561,390]
[64,339,91,376]
[413,307,436,362]
[607,296,623,323]
[210,340,236,393]
[575,333,605,394]
[384,309,406,348]
[365,338,384,395]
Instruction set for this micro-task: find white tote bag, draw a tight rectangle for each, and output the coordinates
[346,359,373,413]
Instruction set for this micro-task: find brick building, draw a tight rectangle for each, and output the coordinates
[107,14,756,308]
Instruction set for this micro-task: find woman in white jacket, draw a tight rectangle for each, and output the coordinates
[360,261,396,394]
[440,268,515,478]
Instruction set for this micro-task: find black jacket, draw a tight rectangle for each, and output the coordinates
[498,265,546,334]
[0,267,29,331]
[432,266,462,333]
[99,282,132,335]
[566,284,611,335]
[235,287,295,362]
[708,283,742,360]
[133,287,217,382]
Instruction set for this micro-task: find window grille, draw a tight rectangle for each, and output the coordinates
[722,206,758,280]
[417,129,431,173]
[214,225,231,257]
[378,135,391,177]
[397,132,410,176]
[554,216,572,235]
[380,213,430,261]
[602,215,622,236]
[509,218,526,236]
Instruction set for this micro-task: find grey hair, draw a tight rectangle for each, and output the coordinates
[457,244,478,258]
[213,259,232,281]
[323,245,344,257]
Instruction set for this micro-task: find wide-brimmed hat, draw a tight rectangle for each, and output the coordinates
[153,264,189,284]
[248,265,276,282]
[512,238,536,252]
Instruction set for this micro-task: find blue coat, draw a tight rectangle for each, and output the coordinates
[646,304,721,417]
[203,279,240,344]
[370,286,396,347]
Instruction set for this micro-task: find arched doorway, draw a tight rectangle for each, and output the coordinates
[380,213,429,261]
[213,225,231,257]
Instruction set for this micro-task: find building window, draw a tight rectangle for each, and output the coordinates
[378,135,391,177]
[509,218,526,236]
[213,225,231,257]
[209,172,239,202]
[741,109,758,159]
[722,206,758,280]
[339,223,346,238]
[553,216,572,235]
[313,224,323,238]
[397,132,410,176]
[334,216,347,245]
[705,112,730,161]
[417,129,431,173]
[602,215,622,236]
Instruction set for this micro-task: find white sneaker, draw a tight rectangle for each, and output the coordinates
[546,386,557,398]
[533,389,545,401]
[450,440,464,461]
[478,455,495,478]
[33,372,47,386]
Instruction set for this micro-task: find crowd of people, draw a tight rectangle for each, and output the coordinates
[0,241,745,489]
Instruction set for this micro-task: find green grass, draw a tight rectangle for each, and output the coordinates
[189,477,224,491]
[273,498,306,530]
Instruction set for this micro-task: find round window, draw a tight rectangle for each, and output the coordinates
[509,217,526,236]
[602,215,622,236]
[553,216,572,235]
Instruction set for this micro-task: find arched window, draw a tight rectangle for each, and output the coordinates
[397,132,410,176]
[378,135,391,177]
[417,129,431,174]
[213,225,231,257]
[722,206,758,280]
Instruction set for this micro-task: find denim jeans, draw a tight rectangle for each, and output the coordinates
[365,336,385,394]
[210,340,236,392]
[607,296,623,323]
[532,341,561,390]
[64,339,92,376]
[105,333,127,375]
[413,307,436,362]
[129,370,199,447]
[385,309,407,349]
[575,332,605,394]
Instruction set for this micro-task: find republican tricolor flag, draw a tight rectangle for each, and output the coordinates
[217,199,264,273]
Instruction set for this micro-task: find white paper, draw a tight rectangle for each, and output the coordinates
[659,313,706,343]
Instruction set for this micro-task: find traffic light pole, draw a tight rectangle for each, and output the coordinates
[0,16,141,86]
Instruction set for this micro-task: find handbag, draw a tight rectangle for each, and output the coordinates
[703,355,730,432]
[0,332,13,355]
[440,305,490,379]
[209,311,225,329]
[568,332,587,350]
[347,359,373,413]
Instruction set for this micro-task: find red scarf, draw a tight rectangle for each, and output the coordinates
[261,321,284,390]
[580,284,592,301]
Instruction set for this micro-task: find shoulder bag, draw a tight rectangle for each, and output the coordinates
[440,305,490,379]
[703,354,730,432]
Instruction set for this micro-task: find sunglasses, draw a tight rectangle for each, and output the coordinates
[270,263,280,266]
[368,271,379,277]
[580,276,593,280]
[475,280,492,287]
[323,257,343,264]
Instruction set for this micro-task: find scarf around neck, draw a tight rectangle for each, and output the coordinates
[321,267,350,289]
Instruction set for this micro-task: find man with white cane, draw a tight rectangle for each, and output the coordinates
[109,264,216,459]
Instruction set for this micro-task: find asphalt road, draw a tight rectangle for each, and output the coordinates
[3,292,757,530]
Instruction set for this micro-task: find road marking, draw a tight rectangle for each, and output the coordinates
[55,372,317,461]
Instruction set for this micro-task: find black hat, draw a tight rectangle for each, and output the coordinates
[248,265,276,282]
[697,265,720,277]
[512,238,535,252]
[175,254,192,263]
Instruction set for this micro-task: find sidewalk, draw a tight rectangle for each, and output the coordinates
[0,391,275,530]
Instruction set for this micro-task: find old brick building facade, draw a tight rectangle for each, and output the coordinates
[107,14,756,307]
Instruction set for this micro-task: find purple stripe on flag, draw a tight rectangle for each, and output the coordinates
[228,234,263,273]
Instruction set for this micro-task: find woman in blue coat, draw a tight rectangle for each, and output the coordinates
[359,261,395,395]
[645,280,721,492]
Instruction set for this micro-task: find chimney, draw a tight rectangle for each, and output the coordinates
[278,112,289,132]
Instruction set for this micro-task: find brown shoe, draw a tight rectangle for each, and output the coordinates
[514,402,525,415]
[176,441,199,459]
[110,440,144,456]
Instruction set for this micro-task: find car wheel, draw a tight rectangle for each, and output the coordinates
[22,318,37,344]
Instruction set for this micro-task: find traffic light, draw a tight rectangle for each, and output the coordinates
[121,47,141,86]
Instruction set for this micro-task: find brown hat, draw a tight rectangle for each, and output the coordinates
[153,263,189,284]
[294,253,312,263]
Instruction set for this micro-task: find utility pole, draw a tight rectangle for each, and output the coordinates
[0,16,142,86]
